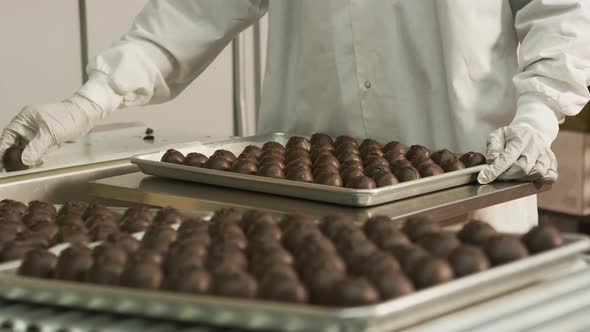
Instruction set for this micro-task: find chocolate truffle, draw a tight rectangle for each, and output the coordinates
[56,214,85,228]
[448,245,490,277]
[84,204,115,220]
[373,172,399,187]
[105,233,140,253]
[204,156,232,171]
[212,149,237,163]
[337,151,362,164]
[406,145,430,160]
[458,220,496,245]
[331,277,380,307]
[120,214,152,233]
[522,226,563,254]
[368,228,411,251]
[231,158,258,174]
[418,232,461,258]
[0,242,35,262]
[286,169,314,182]
[305,269,346,304]
[314,172,344,187]
[28,201,57,216]
[93,244,128,266]
[313,154,340,169]
[165,246,208,276]
[208,243,248,271]
[369,269,415,300]
[352,250,400,276]
[484,235,529,265]
[286,136,312,151]
[383,150,406,165]
[18,249,57,278]
[390,158,414,170]
[258,164,285,179]
[164,266,211,294]
[212,226,248,250]
[262,141,286,154]
[402,218,441,241]
[418,163,445,177]
[364,165,390,178]
[310,133,334,147]
[257,265,298,284]
[259,277,308,303]
[29,223,58,240]
[212,271,258,298]
[360,139,381,150]
[361,145,383,159]
[58,201,88,217]
[363,215,397,235]
[54,224,89,245]
[391,244,431,271]
[340,167,365,182]
[320,214,356,237]
[141,225,177,252]
[22,212,54,228]
[241,145,263,160]
[85,263,124,285]
[430,149,456,166]
[407,257,454,289]
[121,263,163,290]
[2,145,29,172]
[88,221,118,239]
[382,141,408,155]
[286,158,312,170]
[54,244,93,281]
[345,176,377,189]
[394,166,421,182]
[184,152,208,167]
[335,136,359,147]
[0,199,27,213]
[312,164,339,177]
[441,158,466,172]
[260,151,286,164]
[154,207,183,226]
[459,152,487,167]
[16,230,52,248]
[341,159,364,170]
[128,249,164,266]
[310,148,334,163]
[161,149,185,164]
[364,155,389,169]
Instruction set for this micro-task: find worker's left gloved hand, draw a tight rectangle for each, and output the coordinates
[477,126,558,184]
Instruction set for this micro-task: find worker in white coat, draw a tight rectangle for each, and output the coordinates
[1,1,589,232]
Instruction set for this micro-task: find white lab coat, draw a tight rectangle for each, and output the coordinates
[80,0,590,233]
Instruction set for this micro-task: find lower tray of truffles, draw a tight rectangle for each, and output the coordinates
[159,133,486,189]
[7,207,582,309]
[0,199,191,263]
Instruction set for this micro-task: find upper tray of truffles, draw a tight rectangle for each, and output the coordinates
[159,134,486,189]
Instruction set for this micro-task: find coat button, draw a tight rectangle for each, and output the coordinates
[364,81,371,88]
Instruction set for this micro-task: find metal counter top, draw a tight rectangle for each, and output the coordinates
[89,172,551,222]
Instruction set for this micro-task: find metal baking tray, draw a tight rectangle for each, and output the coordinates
[130,133,485,207]
[0,234,586,332]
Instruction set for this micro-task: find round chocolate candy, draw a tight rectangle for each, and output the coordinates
[58,201,89,217]
[121,205,152,221]
[382,141,408,155]
[259,277,308,304]
[18,249,57,278]
[312,164,340,177]
[0,225,18,245]
[391,244,431,271]
[231,158,258,175]
[128,249,164,266]
[120,215,152,233]
[0,242,35,262]
[57,214,85,228]
[314,172,343,187]
[340,167,365,183]
[368,228,411,251]
[258,164,285,179]
[363,215,397,234]
[54,244,93,281]
[212,226,248,250]
[394,166,421,182]
[331,277,380,307]
[241,145,263,160]
[177,217,209,235]
[93,244,128,266]
[161,149,185,164]
[313,154,340,169]
[28,201,57,216]
[335,142,360,156]
[369,269,415,300]
[337,151,362,164]
[402,217,441,241]
[320,214,356,236]
[184,152,208,167]
[212,271,258,298]
[407,257,454,289]
[286,158,312,171]
[84,204,115,220]
[484,235,529,265]
[352,250,400,276]
[441,158,466,172]
[165,246,208,276]
[164,266,211,294]
[141,225,177,252]
[85,263,124,285]
[310,147,335,163]
[364,165,389,179]
[431,149,456,166]
[405,145,430,161]
[361,145,383,159]
[2,145,30,172]
[334,136,359,147]
[360,139,381,150]
[459,152,487,167]
[341,159,364,170]
[373,172,399,187]
[208,243,248,271]
[212,149,237,163]
[22,212,54,228]
[364,155,389,168]
[286,169,314,182]
[89,224,118,242]
[54,224,89,245]
[154,206,183,226]
[410,155,434,168]
[383,150,406,165]
[105,233,140,253]
[390,158,413,170]
[306,269,346,305]
[417,232,461,258]
[204,156,232,171]
[522,226,563,253]
[120,263,163,290]
[448,245,490,277]
[345,176,377,189]
[418,163,445,177]
[262,141,286,154]
[16,230,52,248]
[310,133,334,147]
[458,220,496,245]
[286,136,311,151]
[260,151,286,164]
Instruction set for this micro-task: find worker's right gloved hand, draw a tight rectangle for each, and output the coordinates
[0,94,107,169]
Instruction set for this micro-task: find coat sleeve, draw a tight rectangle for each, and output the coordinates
[78,0,268,110]
[511,0,590,143]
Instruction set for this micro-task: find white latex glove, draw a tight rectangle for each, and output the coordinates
[0,94,107,168]
[477,126,558,184]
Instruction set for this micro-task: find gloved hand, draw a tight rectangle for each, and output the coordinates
[0,94,107,168]
[477,126,558,184]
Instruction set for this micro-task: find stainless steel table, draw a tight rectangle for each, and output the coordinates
[89,172,551,222]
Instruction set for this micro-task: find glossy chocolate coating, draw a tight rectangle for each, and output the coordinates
[314,172,343,187]
[310,133,334,147]
[522,226,563,253]
[418,163,445,177]
[310,148,335,163]
[212,271,258,298]
[230,158,258,175]
[390,158,413,170]
[459,152,487,167]
[418,232,461,258]
[161,149,185,164]
[259,277,308,303]
[286,158,312,170]
[391,244,430,271]
[165,266,211,294]
[334,136,359,147]
[341,159,363,170]
[402,218,441,241]
[337,151,362,164]
[105,233,140,253]
[313,154,340,169]
[370,269,415,300]
[352,250,400,276]
[448,245,490,277]
[340,167,365,183]
[212,149,237,163]
[441,158,466,172]
[58,201,88,217]
[0,199,27,215]
[204,156,232,171]
[373,172,399,187]
[345,176,377,189]
[262,141,286,154]
[154,207,183,226]
[56,214,85,228]
[405,145,430,160]
[383,150,406,165]
[394,166,421,182]
[410,155,434,168]
[22,212,53,227]
[54,224,89,245]
[54,245,93,281]
[368,228,411,251]
[431,149,456,166]
[141,225,177,252]
[84,204,115,220]
[93,244,128,266]
[120,214,152,233]
[286,136,311,151]
[458,220,497,245]
[407,257,454,289]
[18,249,57,278]
[361,145,383,159]
[364,165,389,179]
[184,152,208,167]
[121,263,163,289]
[241,145,263,160]
[28,201,57,216]
[285,169,314,182]
[3,145,29,172]
[331,277,379,307]
[258,164,285,179]
[312,164,339,177]
[484,235,529,265]
[382,141,408,154]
